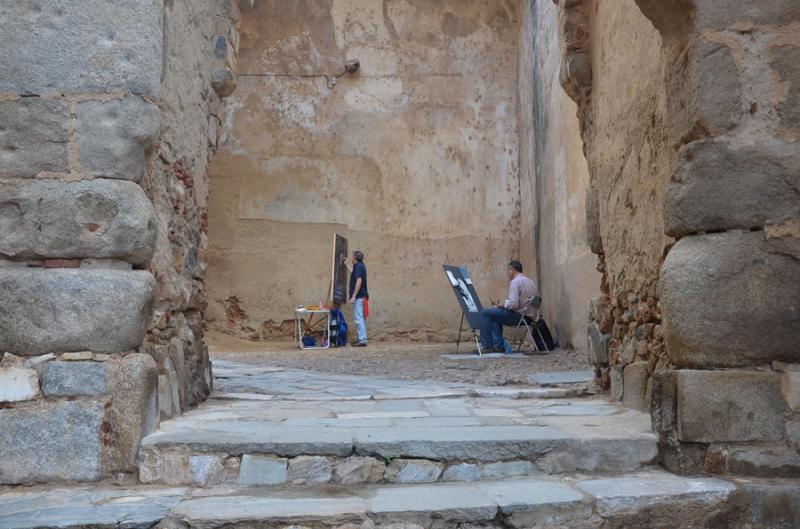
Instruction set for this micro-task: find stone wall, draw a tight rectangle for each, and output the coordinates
[0,0,239,484]
[517,0,599,350]
[560,0,800,477]
[206,0,523,342]
[557,0,674,401]
[139,0,241,422]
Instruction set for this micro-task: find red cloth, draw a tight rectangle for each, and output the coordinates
[364,298,370,318]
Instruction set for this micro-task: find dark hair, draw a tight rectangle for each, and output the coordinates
[354,250,364,262]
[508,260,523,273]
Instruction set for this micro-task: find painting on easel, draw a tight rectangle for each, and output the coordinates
[443,265,484,331]
[330,234,349,306]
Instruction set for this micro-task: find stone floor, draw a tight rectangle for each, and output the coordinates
[136,362,653,487]
[207,332,589,386]
[1,361,796,528]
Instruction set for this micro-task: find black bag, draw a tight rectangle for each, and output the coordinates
[532,318,558,351]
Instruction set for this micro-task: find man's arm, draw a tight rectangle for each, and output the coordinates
[341,256,353,273]
[504,278,520,310]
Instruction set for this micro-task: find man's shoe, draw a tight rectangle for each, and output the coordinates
[352,341,368,347]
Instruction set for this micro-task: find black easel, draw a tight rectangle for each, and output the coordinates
[455,308,483,356]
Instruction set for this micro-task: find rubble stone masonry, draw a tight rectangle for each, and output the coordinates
[0,0,239,484]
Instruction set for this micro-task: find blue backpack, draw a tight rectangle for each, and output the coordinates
[329,308,348,347]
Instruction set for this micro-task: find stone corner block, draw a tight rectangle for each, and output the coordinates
[0,0,162,96]
[106,353,160,472]
[610,365,624,402]
[0,179,156,265]
[661,231,800,368]
[0,367,40,402]
[622,362,649,412]
[587,322,610,365]
[650,369,677,436]
[694,2,800,31]
[666,139,800,237]
[0,400,104,484]
[691,39,743,133]
[772,44,800,131]
[676,370,785,443]
[0,99,69,177]
[41,361,107,397]
[706,443,800,478]
[781,371,800,412]
[0,268,155,356]
[78,97,160,181]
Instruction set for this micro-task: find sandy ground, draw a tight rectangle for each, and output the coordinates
[207,331,592,386]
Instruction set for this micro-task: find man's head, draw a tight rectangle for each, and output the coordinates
[507,260,523,280]
[353,250,364,264]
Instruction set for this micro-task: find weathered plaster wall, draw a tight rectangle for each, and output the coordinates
[518,0,599,350]
[206,0,522,341]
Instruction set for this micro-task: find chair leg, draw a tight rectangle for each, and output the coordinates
[514,321,526,354]
[517,321,535,354]
[533,323,548,352]
[530,323,541,353]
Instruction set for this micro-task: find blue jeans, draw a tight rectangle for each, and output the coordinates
[480,307,522,350]
[353,298,367,343]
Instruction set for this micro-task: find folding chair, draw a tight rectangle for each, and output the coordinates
[514,295,550,354]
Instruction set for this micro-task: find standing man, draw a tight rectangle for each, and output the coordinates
[347,250,369,347]
[479,261,538,353]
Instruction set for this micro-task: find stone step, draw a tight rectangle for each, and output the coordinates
[0,471,747,529]
[138,395,658,487]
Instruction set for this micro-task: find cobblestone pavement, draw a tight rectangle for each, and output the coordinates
[207,332,591,386]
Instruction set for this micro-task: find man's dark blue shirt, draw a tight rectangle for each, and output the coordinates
[350,262,368,299]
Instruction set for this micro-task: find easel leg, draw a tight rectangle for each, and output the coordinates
[456,313,465,354]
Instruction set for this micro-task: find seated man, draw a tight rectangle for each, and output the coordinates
[479,261,538,353]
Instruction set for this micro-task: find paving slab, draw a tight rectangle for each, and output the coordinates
[441,353,527,360]
[174,495,369,525]
[0,487,188,529]
[353,425,569,461]
[209,392,274,401]
[477,479,585,513]
[367,482,498,522]
[141,423,355,456]
[0,474,752,529]
[471,387,577,399]
[576,473,737,515]
[337,411,430,419]
[528,369,595,386]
